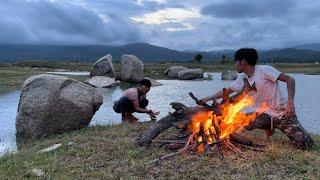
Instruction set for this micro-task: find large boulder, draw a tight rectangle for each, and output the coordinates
[16,74,103,140]
[221,70,238,80]
[90,54,116,78]
[120,54,144,83]
[178,68,204,80]
[164,66,188,79]
[85,76,120,88]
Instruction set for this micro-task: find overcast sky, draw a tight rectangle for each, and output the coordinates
[1,0,320,50]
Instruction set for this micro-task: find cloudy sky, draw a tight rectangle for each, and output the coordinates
[1,0,320,50]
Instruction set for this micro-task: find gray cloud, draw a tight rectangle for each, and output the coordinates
[0,0,319,50]
[0,0,145,45]
[201,0,295,19]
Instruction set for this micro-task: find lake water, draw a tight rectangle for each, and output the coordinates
[1,73,320,156]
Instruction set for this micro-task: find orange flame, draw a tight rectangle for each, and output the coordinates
[189,95,270,143]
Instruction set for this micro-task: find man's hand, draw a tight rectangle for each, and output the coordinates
[149,110,160,116]
[148,110,159,121]
[285,101,295,118]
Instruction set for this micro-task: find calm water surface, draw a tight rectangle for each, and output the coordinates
[1,73,320,156]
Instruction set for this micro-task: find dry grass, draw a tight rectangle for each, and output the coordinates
[0,123,319,179]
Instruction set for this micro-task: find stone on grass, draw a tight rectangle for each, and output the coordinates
[165,66,188,79]
[31,168,45,177]
[121,54,144,83]
[90,54,116,78]
[178,68,204,80]
[16,74,103,140]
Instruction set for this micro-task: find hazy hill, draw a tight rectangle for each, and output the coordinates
[290,43,320,51]
[0,43,217,63]
[259,48,320,63]
[0,43,320,63]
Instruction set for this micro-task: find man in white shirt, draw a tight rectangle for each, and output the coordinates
[200,48,313,149]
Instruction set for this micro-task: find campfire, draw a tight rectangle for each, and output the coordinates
[139,78,270,164]
[186,93,264,160]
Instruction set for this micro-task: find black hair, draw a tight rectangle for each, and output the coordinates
[140,79,151,88]
[234,48,258,66]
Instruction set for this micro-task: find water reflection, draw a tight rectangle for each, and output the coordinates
[0,91,19,156]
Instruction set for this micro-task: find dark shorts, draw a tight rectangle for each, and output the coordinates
[113,96,149,114]
[245,113,314,150]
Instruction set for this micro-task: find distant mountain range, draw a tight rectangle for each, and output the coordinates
[290,43,320,51]
[0,43,320,63]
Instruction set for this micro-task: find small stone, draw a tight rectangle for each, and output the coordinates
[31,168,45,177]
[38,143,62,153]
[67,141,76,146]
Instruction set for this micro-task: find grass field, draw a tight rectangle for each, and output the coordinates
[0,123,319,179]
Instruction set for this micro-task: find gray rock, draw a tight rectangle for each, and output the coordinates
[85,76,117,88]
[16,74,103,140]
[120,54,144,83]
[165,66,188,79]
[221,70,238,80]
[144,77,163,87]
[178,68,204,80]
[90,54,116,78]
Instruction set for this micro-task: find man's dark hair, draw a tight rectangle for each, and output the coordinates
[234,48,258,66]
[140,79,151,88]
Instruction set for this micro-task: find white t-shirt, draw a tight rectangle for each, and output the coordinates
[229,65,287,119]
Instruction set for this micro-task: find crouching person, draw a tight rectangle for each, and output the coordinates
[113,79,159,123]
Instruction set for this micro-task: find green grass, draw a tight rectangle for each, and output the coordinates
[0,61,92,91]
[271,63,320,75]
[0,123,319,179]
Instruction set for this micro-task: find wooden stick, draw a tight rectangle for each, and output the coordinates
[224,140,249,159]
[212,118,224,160]
[189,92,211,108]
[152,139,186,144]
[237,144,265,152]
[144,145,192,165]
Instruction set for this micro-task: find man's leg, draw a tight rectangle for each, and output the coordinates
[117,97,138,123]
[245,113,274,140]
[274,115,313,150]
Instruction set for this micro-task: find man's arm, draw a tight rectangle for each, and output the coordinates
[132,100,152,114]
[200,88,234,103]
[277,73,296,117]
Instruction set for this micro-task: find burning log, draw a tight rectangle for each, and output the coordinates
[137,102,209,146]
